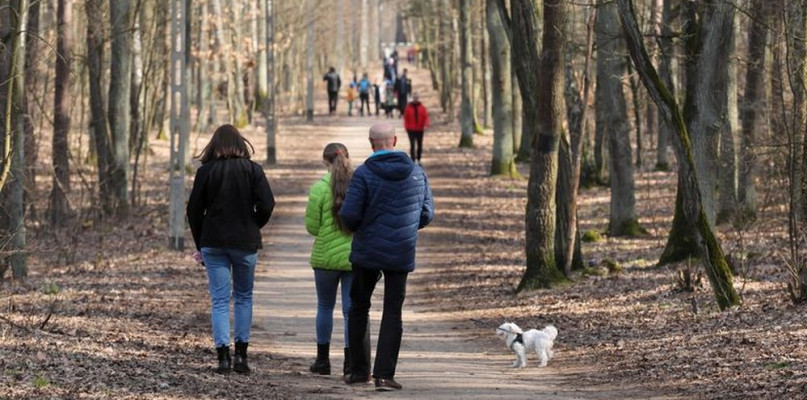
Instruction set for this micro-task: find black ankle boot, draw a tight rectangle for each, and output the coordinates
[233,341,250,374]
[343,347,350,377]
[215,345,231,374]
[309,343,331,375]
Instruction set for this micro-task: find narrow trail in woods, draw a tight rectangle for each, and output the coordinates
[244,65,675,399]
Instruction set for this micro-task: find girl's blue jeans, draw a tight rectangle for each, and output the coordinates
[202,247,257,347]
[314,269,353,346]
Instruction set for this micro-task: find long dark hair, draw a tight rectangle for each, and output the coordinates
[323,143,353,233]
[196,124,255,163]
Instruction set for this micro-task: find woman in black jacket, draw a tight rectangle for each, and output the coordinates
[187,124,275,374]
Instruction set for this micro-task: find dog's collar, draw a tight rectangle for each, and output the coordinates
[509,333,524,350]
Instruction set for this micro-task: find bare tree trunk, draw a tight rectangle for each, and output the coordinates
[482,5,492,129]
[264,0,276,164]
[716,10,740,224]
[1,0,29,279]
[738,0,769,220]
[22,0,38,199]
[597,0,640,237]
[109,0,133,216]
[360,0,369,68]
[662,0,735,262]
[655,0,674,171]
[488,0,515,177]
[169,0,190,250]
[439,0,454,119]
[257,0,268,104]
[499,0,567,290]
[459,0,474,147]
[557,2,595,274]
[617,0,740,310]
[86,0,114,213]
[0,0,10,279]
[305,0,314,121]
[50,0,72,224]
[686,1,734,227]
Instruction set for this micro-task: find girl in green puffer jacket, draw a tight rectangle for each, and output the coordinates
[305,143,356,376]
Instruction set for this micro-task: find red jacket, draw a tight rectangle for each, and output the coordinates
[403,101,430,132]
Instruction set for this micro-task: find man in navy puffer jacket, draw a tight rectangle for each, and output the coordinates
[340,122,434,391]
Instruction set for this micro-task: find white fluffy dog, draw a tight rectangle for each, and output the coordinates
[496,322,558,368]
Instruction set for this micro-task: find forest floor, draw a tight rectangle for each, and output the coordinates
[2,64,806,399]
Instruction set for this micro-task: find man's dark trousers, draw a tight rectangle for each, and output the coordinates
[348,265,408,379]
[327,90,338,113]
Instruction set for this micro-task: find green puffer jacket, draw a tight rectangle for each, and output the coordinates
[305,173,353,271]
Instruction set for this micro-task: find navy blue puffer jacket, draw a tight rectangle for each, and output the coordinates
[340,151,434,272]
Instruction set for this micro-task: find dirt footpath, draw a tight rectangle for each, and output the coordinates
[246,110,672,399]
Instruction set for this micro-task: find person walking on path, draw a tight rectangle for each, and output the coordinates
[323,67,341,115]
[340,123,435,392]
[357,73,372,116]
[346,82,357,116]
[304,143,370,377]
[395,69,411,118]
[373,79,382,116]
[187,124,276,375]
[383,79,396,119]
[403,93,430,165]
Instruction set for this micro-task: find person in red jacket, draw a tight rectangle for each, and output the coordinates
[403,93,430,165]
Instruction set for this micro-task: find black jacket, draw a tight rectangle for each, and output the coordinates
[187,158,275,251]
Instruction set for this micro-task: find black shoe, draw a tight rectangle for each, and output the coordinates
[344,374,371,385]
[343,347,350,377]
[233,341,251,374]
[309,343,331,375]
[375,378,402,391]
[215,345,231,374]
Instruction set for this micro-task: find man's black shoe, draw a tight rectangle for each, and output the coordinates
[374,378,402,391]
[344,374,371,385]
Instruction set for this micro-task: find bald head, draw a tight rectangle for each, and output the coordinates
[369,123,397,151]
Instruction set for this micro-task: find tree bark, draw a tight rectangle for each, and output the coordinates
[488,0,515,177]
[50,0,73,224]
[737,0,768,220]
[501,0,567,290]
[655,0,674,171]
[109,0,133,216]
[617,0,740,310]
[22,0,38,198]
[1,0,28,279]
[716,10,739,224]
[86,0,113,213]
[459,0,474,147]
[597,1,640,237]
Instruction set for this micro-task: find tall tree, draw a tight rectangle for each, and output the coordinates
[265,0,277,164]
[617,0,740,310]
[716,10,740,224]
[499,0,567,290]
[660,0,735,262]
[459,0,474,147]
[305,0,314,121]
[596,0,640,236]
[0,0,29,279]
[488,0,515,176]
[655,0,674,171]
[737,0,769,220]
[557,1,595,274]
[86,0,114,213]
[50,0,73,224]
[108,0,133,215]
[22,0,38,195]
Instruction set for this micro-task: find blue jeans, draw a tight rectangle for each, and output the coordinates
[202,247,257,347]
[314,269,353,346]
